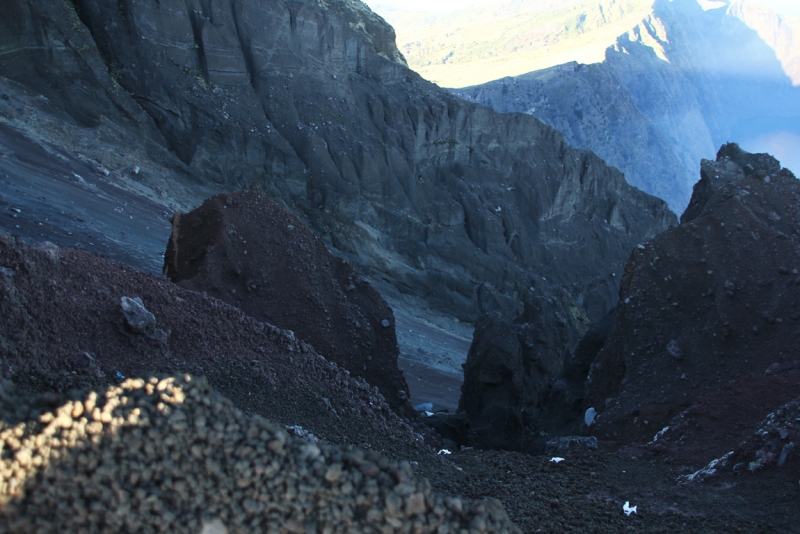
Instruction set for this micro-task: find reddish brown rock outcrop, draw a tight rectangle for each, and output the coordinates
[163,190,410,413]
[584,145,800,461]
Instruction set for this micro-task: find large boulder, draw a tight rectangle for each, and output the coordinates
[584,145,800,452]
[458,294,587,452]
[163,189,410,413]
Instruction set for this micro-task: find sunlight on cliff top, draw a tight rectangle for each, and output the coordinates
[367,0,654,88]
[365,0,800,88]
[614,13,671,62]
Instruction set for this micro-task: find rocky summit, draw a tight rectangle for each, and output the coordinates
[448,144,800,520]
[583,144,800,452]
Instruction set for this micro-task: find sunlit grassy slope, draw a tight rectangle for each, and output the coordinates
[376,0,654,88]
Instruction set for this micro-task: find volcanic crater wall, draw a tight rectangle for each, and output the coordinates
[455,0,800,213]
[0,0,675,325]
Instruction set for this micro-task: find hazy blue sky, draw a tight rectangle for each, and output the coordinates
[364,0,800,17]
[740,132,800,174]
[756,0,800,16]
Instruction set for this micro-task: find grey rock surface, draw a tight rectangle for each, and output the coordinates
[458,294,589,452]
[455,61,692,212]
[0,0,674,327]
[545,436,599,456]
[120,296,156,334]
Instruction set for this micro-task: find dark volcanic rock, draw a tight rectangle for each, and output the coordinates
[163,189,409,413]
[727,396,799,473]
[584,145,800,450]
[681,142,784,223]
[0,0,675,329]
[458,294,587,452]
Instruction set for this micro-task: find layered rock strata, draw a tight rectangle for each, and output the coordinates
[0,0,675,325]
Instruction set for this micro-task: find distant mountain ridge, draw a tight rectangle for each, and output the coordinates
[453,0,800,211]
[727,0,800,85]
[376,0,654,88]
[374,0,800,89]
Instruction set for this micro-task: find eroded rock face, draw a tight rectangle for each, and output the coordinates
[0,0,675,327]
[461,145,800,455]
[458,295,587,452]
[585,145,800,445]
[163,189,409,413]
[681,143,783,224]
[455,62,693,212]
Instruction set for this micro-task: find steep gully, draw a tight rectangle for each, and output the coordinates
[459,143,800,454]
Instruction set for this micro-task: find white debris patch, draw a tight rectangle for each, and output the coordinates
[550,457,565,463]
[651,426,670,443]
[623,501,637,516]
[677,451,734,484]
[584,407,597,427]
[438,449,452,455]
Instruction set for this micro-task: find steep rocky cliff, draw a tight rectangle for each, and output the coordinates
[0,0,674,325]
[728,0,800,85]
[584,144,800,447]
[455,0,800,212]
[455,62,692,211]
[457,294,587,452]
